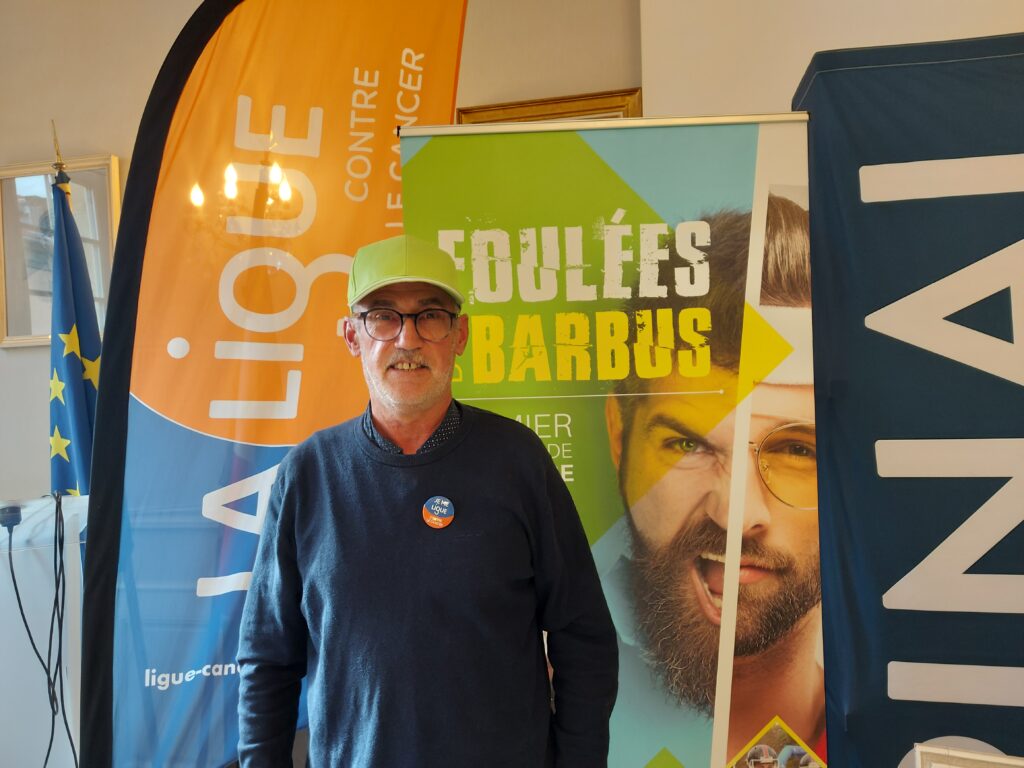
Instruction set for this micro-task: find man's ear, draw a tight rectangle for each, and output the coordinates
[342,316,361,357]
[605,396,624,470]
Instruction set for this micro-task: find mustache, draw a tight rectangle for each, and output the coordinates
[630,505,795,573]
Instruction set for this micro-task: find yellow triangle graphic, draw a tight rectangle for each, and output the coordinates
[726,715,826,767]
[738,301,795,397]
[645,746,686,768]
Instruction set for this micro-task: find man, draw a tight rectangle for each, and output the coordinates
[600,195,825,764]
[777,744,810,768]
[237,235,618,767]
[746,744,780,767]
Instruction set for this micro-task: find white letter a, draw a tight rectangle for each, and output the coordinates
[864,238,1024,385]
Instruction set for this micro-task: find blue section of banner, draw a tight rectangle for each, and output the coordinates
[795,34,1024,766]
[400,134,431,165]
[112,397,297,766]
[594,518,713,767]
[49,179,100,496]
[579,124,758,223]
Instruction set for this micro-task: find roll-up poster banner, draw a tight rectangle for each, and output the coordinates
[81,1,466,765]
[402,117,827,767]
[793,33,1024,767]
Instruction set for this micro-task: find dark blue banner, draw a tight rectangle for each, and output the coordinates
[794,33,1024,766]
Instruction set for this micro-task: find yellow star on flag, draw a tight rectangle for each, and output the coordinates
[65,486,81,497]
[59,324,81,359]
[49,425,71,462]
[49,368,66,403]
[82,355,101,389]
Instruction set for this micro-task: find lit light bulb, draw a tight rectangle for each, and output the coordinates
[269,162,283,184]
[278,175,293,202]
[224,163,239,199]
[189,183,205,207]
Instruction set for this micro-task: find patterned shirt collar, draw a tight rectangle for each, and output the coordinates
[362,400,462,455]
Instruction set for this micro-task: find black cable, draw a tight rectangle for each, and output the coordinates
[7,528,49,675]
[43,499,60,768]
[53,494,78,768]
[5,495,79,768]
[8,517,55,767]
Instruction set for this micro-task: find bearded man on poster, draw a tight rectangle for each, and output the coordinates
[237,235,618,767]
[601,195,825,764]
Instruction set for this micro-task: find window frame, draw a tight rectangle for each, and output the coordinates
[0,154,120,347]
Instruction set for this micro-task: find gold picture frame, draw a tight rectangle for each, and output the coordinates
[456,88,642,125]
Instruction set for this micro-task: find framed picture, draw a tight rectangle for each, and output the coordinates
[456,87,642,125]
[915,744,1024,768]
[0,155,120,347]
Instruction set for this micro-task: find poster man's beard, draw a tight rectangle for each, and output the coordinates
[628,513,821,714]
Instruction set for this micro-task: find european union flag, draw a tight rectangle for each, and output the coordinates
[49,170,101,496]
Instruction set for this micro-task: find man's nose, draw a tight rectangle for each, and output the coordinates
[742,452,773,533]
[702,454,772,533]
[393,315,422,348]
[701,486,730,532]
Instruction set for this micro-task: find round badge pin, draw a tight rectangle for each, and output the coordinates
[422,495,455,529]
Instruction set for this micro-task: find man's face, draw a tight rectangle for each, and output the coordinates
[343,282,468,417]
[607,366,821,711]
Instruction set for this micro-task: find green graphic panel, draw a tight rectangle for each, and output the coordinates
[402,123,763,768]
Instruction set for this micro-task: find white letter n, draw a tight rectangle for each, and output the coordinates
[877,438,1024,614]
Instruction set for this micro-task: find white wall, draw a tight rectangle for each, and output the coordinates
[0,2,204,169]
[641,0,1024,117]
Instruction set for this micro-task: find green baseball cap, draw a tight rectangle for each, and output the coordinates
[347,234,465,307]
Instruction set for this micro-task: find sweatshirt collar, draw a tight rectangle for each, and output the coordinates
[361,400,462,455]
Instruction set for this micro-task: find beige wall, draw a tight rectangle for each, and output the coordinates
[641,0,1024,117]
[0,0,641,500]
[0,2,203,173]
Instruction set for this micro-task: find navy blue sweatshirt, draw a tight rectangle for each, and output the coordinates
[237,404,618,767]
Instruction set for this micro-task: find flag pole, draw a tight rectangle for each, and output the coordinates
[51,119,66,172]
[46,116,86,767]
[51,120,71,204]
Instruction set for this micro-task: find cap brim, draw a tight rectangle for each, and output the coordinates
[349,276,465,307]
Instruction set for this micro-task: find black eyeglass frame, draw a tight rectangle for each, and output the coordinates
[355,307,461,342]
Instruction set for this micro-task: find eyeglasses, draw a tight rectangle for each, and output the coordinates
[356,307,459,342]
[649,418,818,510]
[749,421,817,510]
